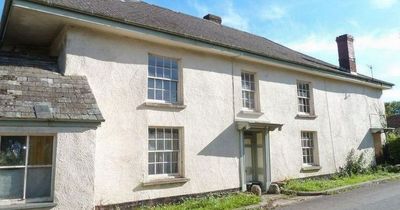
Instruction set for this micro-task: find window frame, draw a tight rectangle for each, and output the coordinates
[147,53,182,105]
[296,80,314,115]
[300,131,318,166]
[241,71,258,111]
[147,127,183,179]
[0,134,56,205]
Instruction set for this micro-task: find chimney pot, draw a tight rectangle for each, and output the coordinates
[336,34,357,73]
[203,14,222,24]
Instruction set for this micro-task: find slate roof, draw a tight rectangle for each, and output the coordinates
[388,115,400,129]
[0,52,104,122]
[22,0,393,87]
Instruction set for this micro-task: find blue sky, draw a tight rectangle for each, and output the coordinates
[0,0,398,101]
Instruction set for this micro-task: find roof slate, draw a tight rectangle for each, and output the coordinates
[25,1,342,71]
[0,53,104,122]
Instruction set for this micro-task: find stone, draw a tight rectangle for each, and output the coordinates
[250,184,262,196]
[268,183,281,194]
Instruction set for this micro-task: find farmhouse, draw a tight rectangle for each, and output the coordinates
[0,0,393,209]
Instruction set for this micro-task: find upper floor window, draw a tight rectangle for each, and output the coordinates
[301,131,317,166]
[241,72,256,110]
[148,128,180,176]
[148,55,179,103]
[0,136,54,203]
[297,81,313,114]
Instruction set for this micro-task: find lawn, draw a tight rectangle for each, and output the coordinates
[141,193,261,210]
[283,171,399,192]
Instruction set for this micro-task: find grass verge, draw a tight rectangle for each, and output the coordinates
[283,171,399,192]
[141,193,261,210]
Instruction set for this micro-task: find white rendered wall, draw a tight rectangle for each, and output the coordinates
[60,26,385,206]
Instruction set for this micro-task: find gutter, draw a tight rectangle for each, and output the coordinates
[0,0,12,44]
[9,0,395,89]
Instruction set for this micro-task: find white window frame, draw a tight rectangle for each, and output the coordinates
[147,127,182,179]
[241,71,257,111]
[0,134,56,206]
[297,81,314,115]
[147,54,181,104]
[301,131,318,166]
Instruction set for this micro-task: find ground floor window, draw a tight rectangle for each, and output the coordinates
[0,136,54,202]
[301,132,317,165]
[148,128,180,176]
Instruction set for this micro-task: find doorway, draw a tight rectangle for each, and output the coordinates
[244,131,265,190]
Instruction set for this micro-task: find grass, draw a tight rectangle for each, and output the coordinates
[141,193,261,210]
[283,171,399,192]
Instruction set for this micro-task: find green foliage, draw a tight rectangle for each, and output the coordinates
[384,133,400,164]
[141,193,260,210]
[338,149,368,177]
[283,171,395,192]
[385,101,400,117]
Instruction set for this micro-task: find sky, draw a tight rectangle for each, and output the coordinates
[0,0,398,101]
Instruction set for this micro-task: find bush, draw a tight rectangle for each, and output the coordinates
[384,133,400,164]
[338,149,368,177]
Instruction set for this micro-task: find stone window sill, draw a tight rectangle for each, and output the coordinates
[142,177,190,186]
[0,202,56,210]
[296,114,318,119]
[239,110,264,116]
[144,101,186,110]
[301,165,322,172]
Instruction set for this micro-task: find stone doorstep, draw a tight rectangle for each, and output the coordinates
[281,174,400,196]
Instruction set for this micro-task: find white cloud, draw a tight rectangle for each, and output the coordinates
[287,32,400,53]
[259,5,286,20]
[383,88,400,102]
[370,0,398,9]
[220,1,250,31]
[188,0,249,31]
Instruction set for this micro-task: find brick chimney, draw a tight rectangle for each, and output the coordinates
[336,34,357,73]
[203,14,222,24]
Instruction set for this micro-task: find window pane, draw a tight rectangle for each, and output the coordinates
[164,152,171,162]
[156,57,163,67]
[0,169,24,199]
[163,59,171,69]
[148,66,156,77]
[172,129,179,140]
[173,140,179,150]
[156,140,164,150]
[156,163,163,174]
[171,60,178,69]
[165,129,172,139]
[171,69,178,80]
[149,128,156,139]
[149,140,156,151]
[149,55,156,66]
[164,163,171,174]
[148,78,155,88]
[0,136,27,166]
[148,152,155,163]
[156,90,163,100]
[156,152,163,162]
[156,67,163,77]
[165,140,172,150]
[171,82,177,102]
[148,164,155,175]
[28,136,53,166]
[26,167,52,198]
[148,89,154,100]
[164,68,171,79]
[172,163,178,173]
[156,79,163,89]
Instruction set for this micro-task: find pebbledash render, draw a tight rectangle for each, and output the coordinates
[0,0,394,209]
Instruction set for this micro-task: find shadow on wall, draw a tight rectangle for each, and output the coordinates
[197,123,239,158]
[358,131,374,150]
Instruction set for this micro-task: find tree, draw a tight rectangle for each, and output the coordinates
[385,101,400,117]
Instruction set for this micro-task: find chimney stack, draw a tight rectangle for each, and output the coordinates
[336,34,357,73]
[203,14,222,24]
